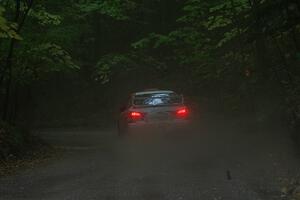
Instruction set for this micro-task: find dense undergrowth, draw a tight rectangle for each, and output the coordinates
[0,121,56,177]
[0,121,51,166]
[0,121,30,160]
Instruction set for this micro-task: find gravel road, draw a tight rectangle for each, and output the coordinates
[0,124,299,200]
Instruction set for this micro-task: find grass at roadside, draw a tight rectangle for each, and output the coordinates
[280,176,300,200]
[0,121,57,177]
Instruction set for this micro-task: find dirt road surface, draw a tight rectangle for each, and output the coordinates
[0,122,299,200]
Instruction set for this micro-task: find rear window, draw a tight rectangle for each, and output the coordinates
[133,92,183,106]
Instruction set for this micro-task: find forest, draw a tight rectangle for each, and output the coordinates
[0,0,300,156]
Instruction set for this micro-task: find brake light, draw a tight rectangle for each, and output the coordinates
[128,111,143,121]
[176,108,188,118]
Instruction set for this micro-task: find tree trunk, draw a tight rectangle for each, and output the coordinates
[1,0,34,121]
[2,41,14,121]
[2,0,21,121]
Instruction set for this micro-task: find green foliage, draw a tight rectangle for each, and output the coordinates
[206,15,232,30]
[94,54,135,84]
[30,6,62,26]
[217,28,239,47]
[30,43,78,71]
[0,1,82,87]
[177,0,209,24]
[0,6,22,40]
[11,43,79,85]
[132,33,172,49]
[77,0,136,20]
[93,51,169,84]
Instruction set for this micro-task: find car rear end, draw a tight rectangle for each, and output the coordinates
[124,91,190,135]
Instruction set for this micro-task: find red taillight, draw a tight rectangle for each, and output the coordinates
[128,111,143,121]
[176,108,188,118]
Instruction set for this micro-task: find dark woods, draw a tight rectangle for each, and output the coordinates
[0,0,299,139]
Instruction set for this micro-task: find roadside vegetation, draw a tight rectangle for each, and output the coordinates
[0,121,54,176]
[280,177,300,200]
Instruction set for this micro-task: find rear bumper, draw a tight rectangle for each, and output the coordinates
[127,120,190,134]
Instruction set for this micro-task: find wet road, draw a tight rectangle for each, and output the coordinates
[0,124,299,200]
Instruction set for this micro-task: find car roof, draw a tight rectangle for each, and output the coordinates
[134,90,175,96]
